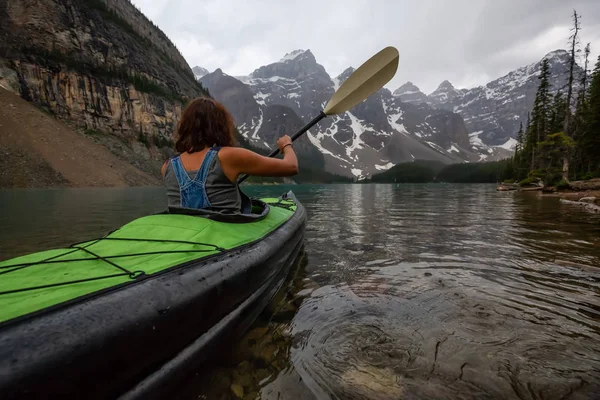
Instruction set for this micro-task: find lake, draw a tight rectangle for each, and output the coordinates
[1,184,599,399]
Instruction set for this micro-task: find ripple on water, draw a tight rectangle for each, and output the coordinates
[277,255,599,400]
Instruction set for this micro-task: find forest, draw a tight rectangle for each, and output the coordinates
[366,160,514,184]
[510,11,599,187]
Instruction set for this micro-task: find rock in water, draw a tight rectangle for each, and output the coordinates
[560,199,600,213]
[497,183,518,191]
[230,383,244,398]
[569,178,600,191]
[340,365,404,399]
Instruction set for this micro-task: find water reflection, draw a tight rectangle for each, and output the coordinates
[0,187,167,260]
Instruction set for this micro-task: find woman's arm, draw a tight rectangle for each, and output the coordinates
[219,135,299,182]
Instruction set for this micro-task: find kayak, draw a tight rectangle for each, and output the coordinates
[0,191,306,399]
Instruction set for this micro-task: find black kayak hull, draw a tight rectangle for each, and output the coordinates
[0,198,306,399]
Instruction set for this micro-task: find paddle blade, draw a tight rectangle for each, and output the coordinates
[323,46,399,115]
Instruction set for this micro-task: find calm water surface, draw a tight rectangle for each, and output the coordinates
[1,184,599,399]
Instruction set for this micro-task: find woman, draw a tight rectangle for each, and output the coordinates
[161,97,298,214]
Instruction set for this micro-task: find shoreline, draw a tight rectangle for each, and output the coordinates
[498,178,600,213]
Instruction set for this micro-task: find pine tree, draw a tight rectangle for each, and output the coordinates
[564,10,581,136]
[516,122,524,154]
[513,121,526,179]
[549,91,566,134]
[580,55,600,172]
[538,132,575,181]
[575,43,592,138]
[528,58,552,170]
[581,43,592,95]
[523,111,534,171]
[571,44,591,177]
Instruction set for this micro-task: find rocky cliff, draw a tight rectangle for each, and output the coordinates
[0,86,159,188]
[0,0,208,177]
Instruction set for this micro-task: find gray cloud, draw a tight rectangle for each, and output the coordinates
[133,0,600,94]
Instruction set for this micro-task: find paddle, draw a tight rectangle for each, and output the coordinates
[237,46,400,184]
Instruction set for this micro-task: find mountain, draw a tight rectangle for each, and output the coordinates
[393,49,583,149]
[201,50,482,178]
[0,0,208,179]
[192,66,209,80]
[428,80,464,105]
[393,82,429,104]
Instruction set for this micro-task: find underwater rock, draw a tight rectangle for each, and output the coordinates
[230,383,244,398]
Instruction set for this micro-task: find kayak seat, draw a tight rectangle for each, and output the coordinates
[166,198,270,223]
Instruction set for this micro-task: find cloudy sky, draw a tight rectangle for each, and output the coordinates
[131,0,600,94]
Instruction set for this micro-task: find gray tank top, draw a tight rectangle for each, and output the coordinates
[163,151,242,214]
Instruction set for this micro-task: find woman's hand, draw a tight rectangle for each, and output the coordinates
[277,135,293,153]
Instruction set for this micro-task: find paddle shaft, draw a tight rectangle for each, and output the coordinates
[237,111,326,184]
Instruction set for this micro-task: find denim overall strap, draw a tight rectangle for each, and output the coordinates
[196,148,218,187]
[169,150,218,209]
[170,155,192,189]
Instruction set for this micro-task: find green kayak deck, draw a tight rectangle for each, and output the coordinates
[0,198,296,324]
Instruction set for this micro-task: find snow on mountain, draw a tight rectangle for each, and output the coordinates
[192,66,209,80]
[279,49,308,63]
[469,130,487,151]
[429,80,463,105]
[448,144,460,153]
[392,82,429,105]
[496,137,518,151]
[375,162,395,171]
[468,130,515,161]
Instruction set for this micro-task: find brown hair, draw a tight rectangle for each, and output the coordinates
[175,97,236,153]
